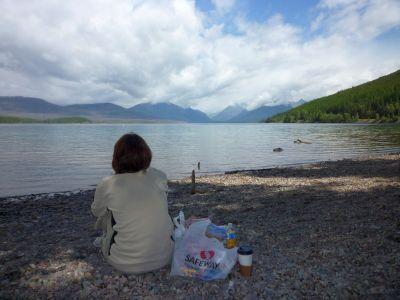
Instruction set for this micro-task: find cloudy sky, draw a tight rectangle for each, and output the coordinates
[0,0,399,113]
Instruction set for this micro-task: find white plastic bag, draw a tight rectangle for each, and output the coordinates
[173,210,186,241]
[170,217,238,280]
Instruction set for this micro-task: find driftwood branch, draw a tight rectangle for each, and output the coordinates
[191,170,196,194]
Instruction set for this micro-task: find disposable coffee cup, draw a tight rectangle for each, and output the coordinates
[237,245,253,277]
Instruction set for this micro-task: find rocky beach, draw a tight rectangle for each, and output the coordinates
[0,153,399,299]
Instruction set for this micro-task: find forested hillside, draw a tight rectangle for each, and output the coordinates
[268,70,400,123]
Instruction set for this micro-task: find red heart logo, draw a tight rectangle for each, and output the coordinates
[200,250,215,259]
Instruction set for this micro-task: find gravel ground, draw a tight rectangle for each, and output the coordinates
[0,153,399,299]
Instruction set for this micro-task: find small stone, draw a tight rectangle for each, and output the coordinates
[1,279,10,286]
[82,280,92,289]
[369,286,385,294]
[95,279,103,285]
[84,271,92,277]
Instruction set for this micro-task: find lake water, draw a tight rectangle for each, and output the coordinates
[0,123,399,197]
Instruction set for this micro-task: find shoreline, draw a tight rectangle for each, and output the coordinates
[1,153,399,298]
[1,151,399,200]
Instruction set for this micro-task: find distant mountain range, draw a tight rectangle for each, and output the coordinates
[0,97,211,123]
[4,69,398,124]
[227,104,292,122]
[66,103,143,119]
[292,99,306,107]
[210,99,306,123]
[0,97,65,114]
[0,96,306,123]
[212,104,246,122]
[129,102,211,122]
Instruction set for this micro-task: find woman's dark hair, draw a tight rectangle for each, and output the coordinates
[112,133,152,174]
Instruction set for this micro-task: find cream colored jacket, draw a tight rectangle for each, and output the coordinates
[91,168,174,274]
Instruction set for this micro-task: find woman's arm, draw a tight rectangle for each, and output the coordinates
[149,167,169,194]
[91,180,108,218]
[158,171,169,195]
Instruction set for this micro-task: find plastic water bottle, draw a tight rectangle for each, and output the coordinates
[226,223,237,249]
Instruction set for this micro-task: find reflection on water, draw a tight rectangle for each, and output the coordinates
[0,123,399,197]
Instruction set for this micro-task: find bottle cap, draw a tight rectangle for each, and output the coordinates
[238,245,253,255]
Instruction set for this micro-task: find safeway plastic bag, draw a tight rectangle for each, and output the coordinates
[172,211,186,241]
[170,217,238,280]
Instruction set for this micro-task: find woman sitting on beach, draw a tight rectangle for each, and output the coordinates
[91,133,174,274]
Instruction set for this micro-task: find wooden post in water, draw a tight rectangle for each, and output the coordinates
[191,169,196,194]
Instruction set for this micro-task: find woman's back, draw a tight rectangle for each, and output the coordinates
[92,167,174,273]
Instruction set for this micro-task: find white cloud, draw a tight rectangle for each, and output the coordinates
[311,13,325,31]
[0,0,399,113]
[317,0,400,40]
[211,0,236,14]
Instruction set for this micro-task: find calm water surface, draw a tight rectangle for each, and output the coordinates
[0,123,399,197]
